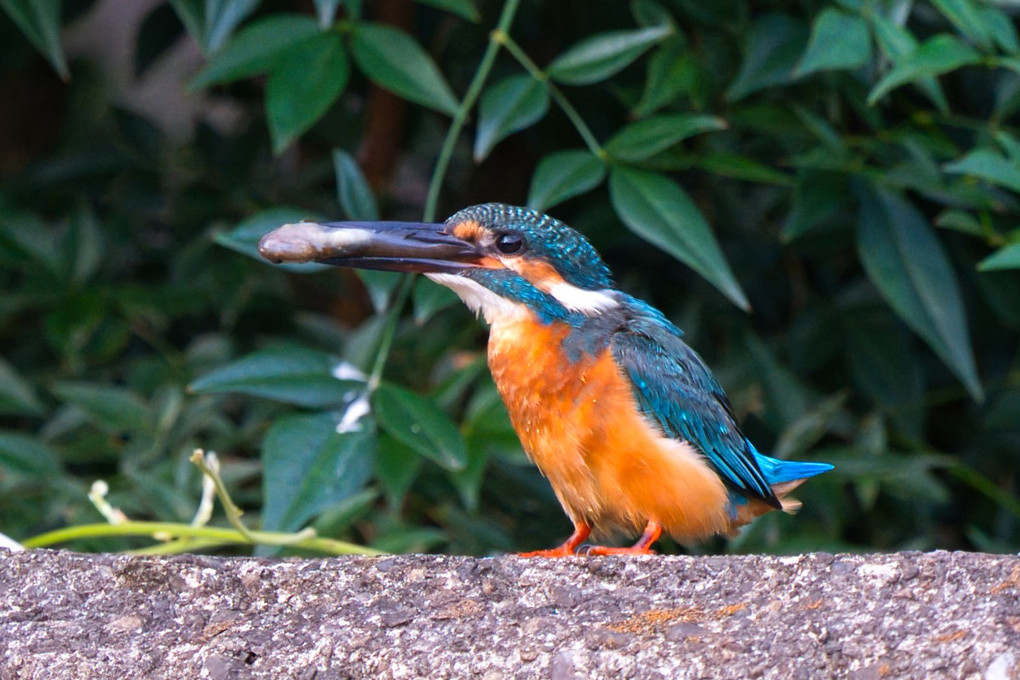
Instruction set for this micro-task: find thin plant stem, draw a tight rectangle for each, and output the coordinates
[367,274,415,392]
[369,0,524,392]
[497,34,604,158]
[23,450,384,555]
[191,450,258,543]
[22,521,383,555]
[423,0,524,221]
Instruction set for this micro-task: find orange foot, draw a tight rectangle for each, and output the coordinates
[518,546,578,558]
[517,521,591,558]
[578,520,663,557]
[579,545,657,556]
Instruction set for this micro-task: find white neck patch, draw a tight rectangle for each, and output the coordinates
[425,273,530,325]
[544,281,618,315]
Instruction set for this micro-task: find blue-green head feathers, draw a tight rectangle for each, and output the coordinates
[447,203,614,291]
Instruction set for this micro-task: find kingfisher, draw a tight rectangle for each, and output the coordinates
[258,203,832,556]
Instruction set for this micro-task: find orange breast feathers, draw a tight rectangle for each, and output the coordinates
[487,315,732,542]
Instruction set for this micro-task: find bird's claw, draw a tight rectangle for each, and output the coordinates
[517,547,579,558]
[576,543,657,556]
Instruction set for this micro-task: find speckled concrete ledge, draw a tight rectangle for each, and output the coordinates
[0,549,1017,679]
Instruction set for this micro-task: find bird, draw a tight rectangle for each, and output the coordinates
[257,203,833,556]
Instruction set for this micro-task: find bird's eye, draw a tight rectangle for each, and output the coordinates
[495,233,525,255]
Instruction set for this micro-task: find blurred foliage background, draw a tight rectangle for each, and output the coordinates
[1,0,1018,557]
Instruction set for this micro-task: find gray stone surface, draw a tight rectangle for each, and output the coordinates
[0,549,1018,679]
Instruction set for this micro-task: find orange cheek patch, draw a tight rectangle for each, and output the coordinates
[451,221,503,269]
[452,220,484,241]
[477,256,504,269]
[504,258,565,290]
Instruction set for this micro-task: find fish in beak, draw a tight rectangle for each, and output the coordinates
[257,221,483,274]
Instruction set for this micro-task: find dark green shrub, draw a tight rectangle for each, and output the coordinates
[1,0,1017,555]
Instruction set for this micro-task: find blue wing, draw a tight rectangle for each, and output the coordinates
[609,299,781,507]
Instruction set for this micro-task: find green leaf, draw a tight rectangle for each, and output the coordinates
[696,153,794,186]
[791,104,845,149]
[855,184,983,401]
[474,75,549,162]
[203,0,260,52]
[931,0,993,52]
[333,150,379,220]
[783,173,848,241]
[266,33,349,153]
[448,441,489,511]
[51,382,151,433]
[189,14,320,89]
[935,210,984,237]
[0,357,44,416]
[356,270,401,313]
[608,167,749,311]
[189,345,363,407]
[843,312,925,441]
[727,14,808,101]
[547,24,672,85]
[773,391,848,459]
[868,12,915,59]
[351,23,459,115]
[743,332,813,426]
[994,131,1020,162]
[634,38,698,117]
[261,412,375,534]
[867,35,980,106]
[434,357,487,412]
[819,447,954,503]
[796,9,872,76]
[782,171,849,241]
[215,207,330,273]
[0,0,68,79]
[170,0,258,53]
[944,148,1020,193]
[974,267,1020,328]
[312,488,380,536]
[65,202,103,287]
[169,0,204,46]
[413,276,460,325]
[605,113,726,162]
[631,0,674,29]
[372,382,467,470]
[344,0,362,20]
[868,13,948,113]
[526,150,606,211]
[978,243,1020,271]
[375,433,423,508]
[985,387,1020,431]
[995,56,1020,77]
[0,430,60,475]
[415,0,480,22]
[313,0,343,27]
[980,6,1019,54]
[463,381,519,454]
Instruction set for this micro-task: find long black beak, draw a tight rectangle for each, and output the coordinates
[257,221,482,274]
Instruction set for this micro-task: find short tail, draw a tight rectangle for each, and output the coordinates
[726,448,833,533]
[753,453,834,485]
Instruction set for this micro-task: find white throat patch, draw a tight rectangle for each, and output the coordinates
[426,273,618,324]
[425,273,529,325]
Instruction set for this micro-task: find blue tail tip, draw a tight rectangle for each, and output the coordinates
[753,452,834,484]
